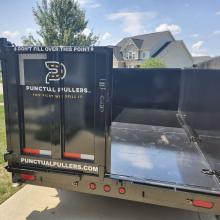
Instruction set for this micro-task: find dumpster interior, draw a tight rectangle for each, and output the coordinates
[110,68,220,194]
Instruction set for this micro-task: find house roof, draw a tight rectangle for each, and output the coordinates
[131,38,143,49]
[192,56,211,64]
[196,56,220,69]
[151,41,172,57]
[110,46,124,61]
[155,40,193,61]
[116,31,175,51]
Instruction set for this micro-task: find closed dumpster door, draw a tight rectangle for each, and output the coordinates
[61,52,96,161]
[16,47,112,174]
[19,53,54,157]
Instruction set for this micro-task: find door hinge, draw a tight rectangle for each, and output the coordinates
[4,151,13,161]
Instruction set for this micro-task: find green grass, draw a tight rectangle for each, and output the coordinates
[0,106,6,165]
[0,105,21,204]
[0,94,3,103]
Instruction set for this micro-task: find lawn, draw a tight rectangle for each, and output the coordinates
[0,94,3,103]
[0,105,21,204]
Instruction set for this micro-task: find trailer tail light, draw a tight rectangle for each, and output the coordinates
[23,148,40,155]
[103,185,111,192]
[20,173,36,181]
[89,183,97,190]
[64,152,94,161]
[23,148,51,157]
[64,152,81,159]
[119,187,126,194]
[192,200,214,209]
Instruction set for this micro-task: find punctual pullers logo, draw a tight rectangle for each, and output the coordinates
[45,61,66,84]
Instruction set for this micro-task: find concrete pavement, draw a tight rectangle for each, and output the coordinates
[0,185,217,220]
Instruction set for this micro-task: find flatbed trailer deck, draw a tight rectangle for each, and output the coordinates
[111,121,220,193]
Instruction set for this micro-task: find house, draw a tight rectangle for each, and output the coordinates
[112,31,209,68]
[192,56,211,64]
[195,56,220,69]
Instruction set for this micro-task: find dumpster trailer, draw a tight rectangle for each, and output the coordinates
[1,38,220,214]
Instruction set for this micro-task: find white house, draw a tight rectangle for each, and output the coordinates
[111,31,210,68]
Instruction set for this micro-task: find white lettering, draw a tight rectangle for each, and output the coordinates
[25,85,89,94]
[20,157,98,174]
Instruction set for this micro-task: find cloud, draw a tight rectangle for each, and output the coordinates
[25,28,35,34]
[90,3,101,8]
[77,0,89,6]
[192,41,204,50]
[98,32,114,45]
[101,32,111,41]
[216,11,220,15]
[107,11,157,35]
[1,30,20,39]
[191,33,199,38]
[213,30,220,35]
[155,23,182,35]
[77,0,101,8]
[191,40,209,56]
[82,27,91,36]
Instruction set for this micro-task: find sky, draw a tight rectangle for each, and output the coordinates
[0,0,220,57]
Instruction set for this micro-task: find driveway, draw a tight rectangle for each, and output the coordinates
[0,185,217,220]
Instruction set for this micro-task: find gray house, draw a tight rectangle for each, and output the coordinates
[112,31,209,68]
[195,56,220,69]
[192,56,211,64]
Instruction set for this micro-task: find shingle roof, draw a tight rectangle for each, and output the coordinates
[152,42,171,57]
[110,46,124,61]
[116,31,175,50]
[131,38,143,49]
[155,40,192,60]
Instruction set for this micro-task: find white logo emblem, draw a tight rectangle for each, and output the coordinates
[45,61,66,84]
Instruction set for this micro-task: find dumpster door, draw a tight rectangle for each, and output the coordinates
[61,51,96,161]
[15,46,112,175]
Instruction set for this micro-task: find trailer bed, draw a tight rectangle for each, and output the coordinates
[111,122,220,194]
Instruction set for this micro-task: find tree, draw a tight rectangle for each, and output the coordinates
[22,0,98,46]
[140,58,166,68]
[22,34,43,46]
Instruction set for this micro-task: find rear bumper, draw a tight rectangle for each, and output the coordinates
[6,166,220,215]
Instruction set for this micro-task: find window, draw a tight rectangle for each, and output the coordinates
[142,52,145,58]
[125,51,136,60]
[132,53,135,60]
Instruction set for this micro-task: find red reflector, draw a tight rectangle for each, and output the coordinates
[64,152,81,159]
[104,185,111,192]
[20,173,36,181]
[119,187,126,194]
[192,200,214,209]
[89,183,97,190]
[23,148,40,155]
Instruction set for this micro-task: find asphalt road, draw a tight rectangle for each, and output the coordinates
[0,185,217,220]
